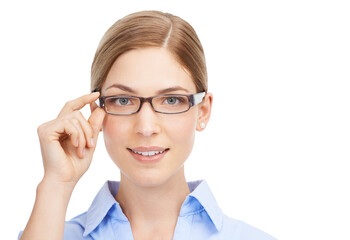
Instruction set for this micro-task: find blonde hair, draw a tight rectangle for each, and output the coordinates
[91,10,207,93]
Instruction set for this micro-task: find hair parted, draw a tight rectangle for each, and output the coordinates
[91,10,207,93]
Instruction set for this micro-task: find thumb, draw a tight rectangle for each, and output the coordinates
[88,105,106,139]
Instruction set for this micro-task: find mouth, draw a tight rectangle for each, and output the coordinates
[127,146,169,154]
[129,149,166,156]
[127,146,170,163]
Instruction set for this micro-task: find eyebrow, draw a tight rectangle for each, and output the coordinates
[104,84,190,95]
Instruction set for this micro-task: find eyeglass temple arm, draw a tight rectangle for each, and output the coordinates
[192,92,206,105]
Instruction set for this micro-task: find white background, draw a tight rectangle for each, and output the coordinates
[1,0,349,239]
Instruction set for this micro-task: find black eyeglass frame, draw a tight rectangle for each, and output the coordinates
[92,89,206,115]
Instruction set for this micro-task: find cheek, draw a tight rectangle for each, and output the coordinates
[102,115,130,148]
[164,113,197,147]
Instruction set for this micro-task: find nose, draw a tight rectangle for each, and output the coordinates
[134,101,161,137]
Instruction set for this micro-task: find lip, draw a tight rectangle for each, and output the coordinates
[129,146,168,152]
[127,146,169,164]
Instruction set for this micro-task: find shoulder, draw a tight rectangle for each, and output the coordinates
[221,215,277,240]
[17,212,91,240]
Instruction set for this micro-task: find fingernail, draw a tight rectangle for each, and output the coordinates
[75,139,79,147]
[91,92,100,96]
[90,138,95,147]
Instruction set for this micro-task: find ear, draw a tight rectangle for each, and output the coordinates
[196,93,213,131]
[90,102,103,132]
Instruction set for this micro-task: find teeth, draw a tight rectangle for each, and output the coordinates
[131,150,165,156]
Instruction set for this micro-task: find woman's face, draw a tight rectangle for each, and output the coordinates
[98,47,208,187]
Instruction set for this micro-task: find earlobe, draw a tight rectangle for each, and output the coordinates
[196,122,206,131]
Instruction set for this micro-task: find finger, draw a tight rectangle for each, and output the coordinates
[68,124,80,148]
[70,118,86,159]
[69,131,79,148]
[71,111,95,148]
[40,118,79,145]
[58,92,100,118]
[88,104,106,138]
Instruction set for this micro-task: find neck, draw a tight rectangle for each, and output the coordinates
[115,167,190,229]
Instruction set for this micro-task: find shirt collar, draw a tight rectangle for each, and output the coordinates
[83,181,121,237]
[181,180,224,231]
[83,179,223,236]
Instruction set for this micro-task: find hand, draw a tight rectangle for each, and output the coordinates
[37,92,106,185]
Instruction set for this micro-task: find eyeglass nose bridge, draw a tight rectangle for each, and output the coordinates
[135,96,157,114]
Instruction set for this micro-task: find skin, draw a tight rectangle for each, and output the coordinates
[20,47,212,240]
[21,92,106,240]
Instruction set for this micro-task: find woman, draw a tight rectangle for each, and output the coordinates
[19,10,276,240]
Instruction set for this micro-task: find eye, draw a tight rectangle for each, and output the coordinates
[106,97,133,106]
[166,97,179,105]
[162,96,187,105]
[117,98,130,105]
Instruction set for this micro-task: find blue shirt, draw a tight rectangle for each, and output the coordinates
[18,180,276,239]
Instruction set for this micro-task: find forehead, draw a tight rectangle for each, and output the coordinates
[102,47,196,95]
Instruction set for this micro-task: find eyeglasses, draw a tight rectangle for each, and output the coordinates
[94,91,206,115]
